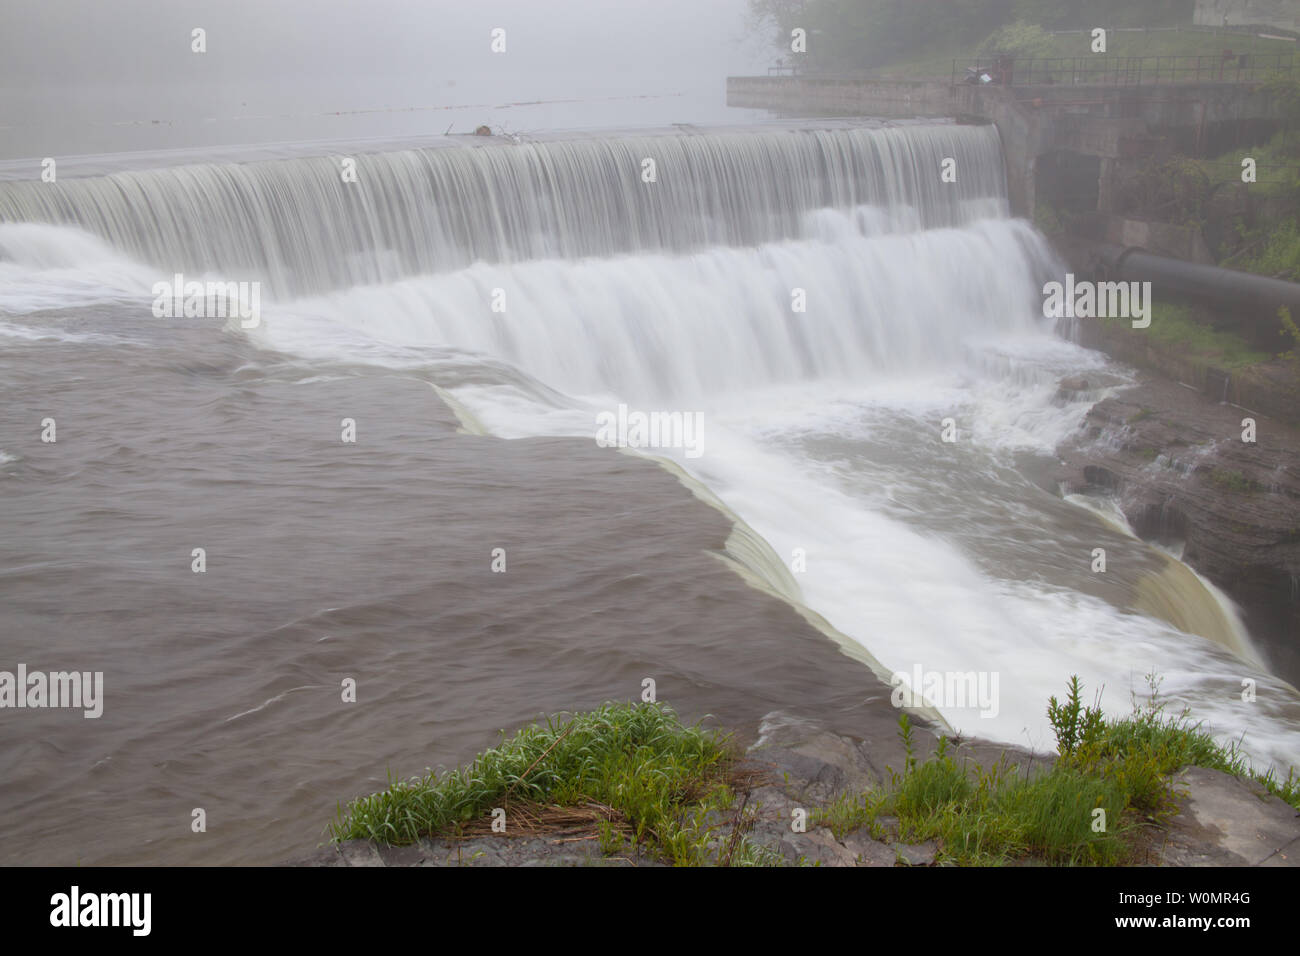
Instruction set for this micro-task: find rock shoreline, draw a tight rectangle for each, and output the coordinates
[1055,371,1300,684]
[289,321,1300,868]
[289,713,1299,867]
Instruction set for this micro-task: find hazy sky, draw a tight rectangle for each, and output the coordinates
[0,0,773,159]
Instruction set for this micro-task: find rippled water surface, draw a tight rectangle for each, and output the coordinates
[2,123,1296,864]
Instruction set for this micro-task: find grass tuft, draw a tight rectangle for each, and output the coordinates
[331,678,1298,867]
[326,700,773,865]
[819,673,1299,866]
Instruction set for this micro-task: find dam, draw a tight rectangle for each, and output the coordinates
[2,120,1297,865]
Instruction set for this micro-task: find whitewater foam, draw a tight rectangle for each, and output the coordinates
[5,124,1296,773]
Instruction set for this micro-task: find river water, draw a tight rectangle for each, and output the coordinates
[2,121,1297,864]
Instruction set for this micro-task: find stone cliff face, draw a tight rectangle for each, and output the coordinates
[1057,374,1300,684]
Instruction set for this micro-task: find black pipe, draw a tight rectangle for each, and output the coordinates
[1079,241,1298,344]
[1090,241,1300,316]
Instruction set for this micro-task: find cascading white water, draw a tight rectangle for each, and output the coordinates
[0,124,1007,298]
[3,123,1297,772]
[266,215,1058,400]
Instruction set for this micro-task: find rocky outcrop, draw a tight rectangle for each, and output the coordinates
[1057,374,1300,684]
[287,716,1299,867]
[710,712,1048,867]
[286,713,988,868]
[1160,766,1300,866]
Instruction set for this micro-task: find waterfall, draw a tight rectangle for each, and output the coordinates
[0,124,1008,298]
[5,121,1292,770]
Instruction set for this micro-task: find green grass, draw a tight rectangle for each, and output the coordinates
[1083,674,1300,810]
[326,701,779,866]
[1114,129,1300,281]
[331,679,1298,868]
[1237,219,1300,281]
[1098,301,1271,366]
[1202,135,1300,200]
[818,674,1299,866]
[1281,306,1300,358]
[1146,303,1272,368]
[817,708,1131,866]
[1190,133,1300,279]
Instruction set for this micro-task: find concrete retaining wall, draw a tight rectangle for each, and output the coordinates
[726,75,1286,218]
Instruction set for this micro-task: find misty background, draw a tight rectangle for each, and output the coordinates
[0,0,771,161]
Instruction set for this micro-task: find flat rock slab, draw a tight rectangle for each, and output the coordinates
[1159,767,1300,867]
[892,840,939,867]
[841,831,899,867]
[793,828,860,867]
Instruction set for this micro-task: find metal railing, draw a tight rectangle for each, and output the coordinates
[1046,24,1299,40]
[951,52,1297,87]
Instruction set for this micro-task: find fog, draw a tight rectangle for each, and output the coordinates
[0,0,771,159]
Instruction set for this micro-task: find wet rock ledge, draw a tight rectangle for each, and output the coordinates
[1055,372,1300,684]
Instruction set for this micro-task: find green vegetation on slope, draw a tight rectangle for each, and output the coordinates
[818,675,1299,866]
[1144,303,1273,368]
[1111,107,1300,285]
[1091,301,1273,371]
[883,25,1295,79]
[745,0,1291,77]
[327,701,778,865]
[330,676,1297,867]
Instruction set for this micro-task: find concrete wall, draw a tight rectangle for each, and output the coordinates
[725,76,957,118]
[1195,0,1300,29]
[1069,213,1218,263]
[727,76,1284,141]
[727,75,1286,217]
